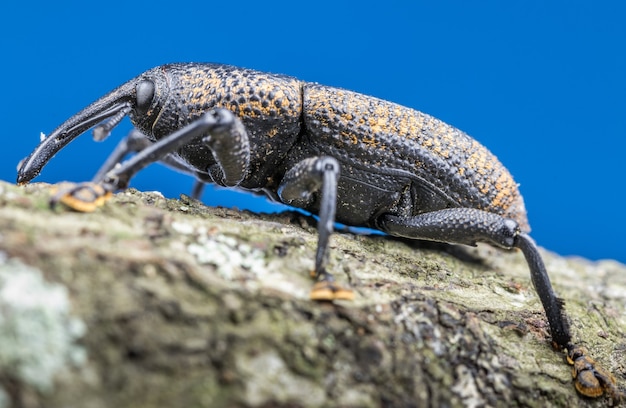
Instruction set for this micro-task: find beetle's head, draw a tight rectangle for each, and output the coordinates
[16,66,169,185]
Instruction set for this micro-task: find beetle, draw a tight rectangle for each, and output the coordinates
[16,63,620,400]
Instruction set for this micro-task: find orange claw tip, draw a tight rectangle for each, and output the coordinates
[310,281,355,301]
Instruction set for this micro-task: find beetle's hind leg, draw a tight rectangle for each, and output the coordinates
[278,156,353,301]
[378,209,572,347]
[378,209,624,400]
[51,109,249,211]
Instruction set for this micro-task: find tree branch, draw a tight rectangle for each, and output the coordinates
[0,181,623,407]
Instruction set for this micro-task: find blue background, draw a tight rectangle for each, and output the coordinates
[2,1,624,263]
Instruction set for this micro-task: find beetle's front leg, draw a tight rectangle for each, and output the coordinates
[278,156,353,301]
[51,109,249,211]
[91,129,153,183]
[93,129,211,200]
[106,108,249,190]
[91,129,201,185]
[94,129,214,202]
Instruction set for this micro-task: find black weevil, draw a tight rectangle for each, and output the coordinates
[16,63,622,401]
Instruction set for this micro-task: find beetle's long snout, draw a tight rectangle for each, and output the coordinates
[16,80,138,185]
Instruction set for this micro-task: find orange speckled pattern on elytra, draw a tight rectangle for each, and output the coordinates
[176,68,301,121]
[303,84,529,231]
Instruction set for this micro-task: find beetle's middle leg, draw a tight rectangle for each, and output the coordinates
[278,156,353,301]
[51,109,249,211]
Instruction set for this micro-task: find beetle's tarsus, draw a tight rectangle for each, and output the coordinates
[567,345,623,403]
[49,182,113,212]
[310,279,355,301]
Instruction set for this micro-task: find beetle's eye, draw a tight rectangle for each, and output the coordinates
[136,80,155,115]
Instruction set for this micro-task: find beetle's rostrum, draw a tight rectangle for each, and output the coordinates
[16,63,622,402]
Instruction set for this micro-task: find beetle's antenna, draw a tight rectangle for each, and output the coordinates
[93,104,132,142]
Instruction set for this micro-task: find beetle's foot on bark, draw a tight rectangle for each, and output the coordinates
[49,182,112,212]
[567,345,623,404]
[310,280,354,301]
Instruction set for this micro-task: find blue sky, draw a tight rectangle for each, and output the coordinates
[2,1,625,263]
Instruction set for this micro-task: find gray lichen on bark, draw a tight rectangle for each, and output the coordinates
[0,180,624,407]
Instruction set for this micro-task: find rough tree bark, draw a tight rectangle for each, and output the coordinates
[0,180,624,407]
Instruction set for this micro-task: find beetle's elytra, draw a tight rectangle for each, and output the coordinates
[16,63,621,401]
